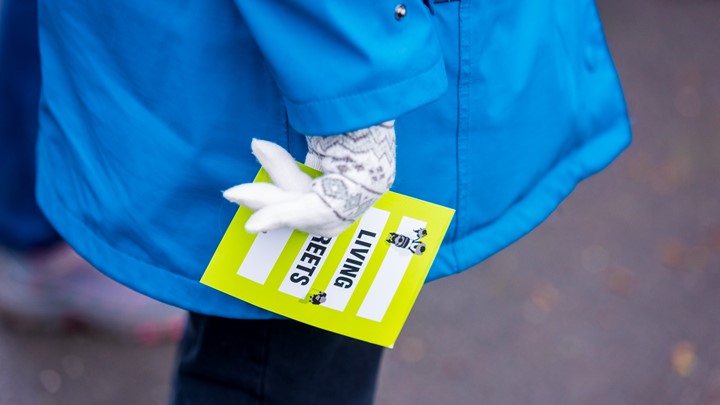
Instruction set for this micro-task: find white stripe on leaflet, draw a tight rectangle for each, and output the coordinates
[236,228,294,284]
[322,207,391,312]
[356,217,427,322]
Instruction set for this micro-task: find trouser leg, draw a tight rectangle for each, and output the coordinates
[171,313,385,405]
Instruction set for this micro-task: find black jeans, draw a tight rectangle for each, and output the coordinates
[170,313,384,405]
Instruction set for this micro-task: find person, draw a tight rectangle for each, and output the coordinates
[0,0,185,344]
[33,0,631,403]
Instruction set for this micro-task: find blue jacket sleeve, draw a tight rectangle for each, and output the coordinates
[232,0,448,136]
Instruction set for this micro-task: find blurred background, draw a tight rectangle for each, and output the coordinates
[1,0,719,403]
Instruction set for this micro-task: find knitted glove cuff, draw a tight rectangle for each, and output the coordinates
[305,121,396,221]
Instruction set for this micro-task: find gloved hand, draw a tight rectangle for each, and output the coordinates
[223,121,396,237]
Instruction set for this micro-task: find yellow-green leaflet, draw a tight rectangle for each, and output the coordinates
[201,164,455,348]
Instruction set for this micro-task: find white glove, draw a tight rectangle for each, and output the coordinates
[223,121,396,237]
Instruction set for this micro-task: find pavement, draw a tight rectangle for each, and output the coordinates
[1,0,718,404]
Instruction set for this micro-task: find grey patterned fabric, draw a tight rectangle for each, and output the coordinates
[305,121,396,222]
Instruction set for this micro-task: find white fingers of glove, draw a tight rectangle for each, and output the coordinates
[223,121,396,237]
[223,139,353,236]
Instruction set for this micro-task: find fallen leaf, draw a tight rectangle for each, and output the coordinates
[531,282,560,312]
[672,341,697,377]
[602,267,636,296]
[658,239,688,270]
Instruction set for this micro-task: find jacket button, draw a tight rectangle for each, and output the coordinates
[395,4,407,20]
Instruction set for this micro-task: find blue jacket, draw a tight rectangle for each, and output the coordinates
[36,0,631,318]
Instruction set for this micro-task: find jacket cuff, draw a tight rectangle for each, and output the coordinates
[285,57,448,136]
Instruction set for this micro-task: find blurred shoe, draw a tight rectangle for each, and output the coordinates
[0,243,185,345]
